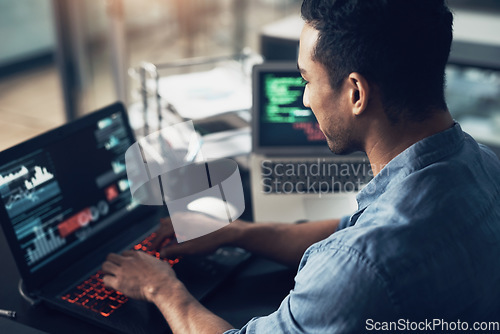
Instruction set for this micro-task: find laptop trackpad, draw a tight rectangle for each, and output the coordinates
[304,196,357,221]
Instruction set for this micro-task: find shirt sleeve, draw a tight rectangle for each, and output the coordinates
[223,244,397,334]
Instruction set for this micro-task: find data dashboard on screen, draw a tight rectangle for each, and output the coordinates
[0,112,135,273]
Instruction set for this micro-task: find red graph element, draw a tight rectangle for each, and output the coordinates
[58,208,92,238]
[105,184,119,202]
[293,122,326,142]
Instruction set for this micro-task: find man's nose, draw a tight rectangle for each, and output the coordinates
[303,86,310,108]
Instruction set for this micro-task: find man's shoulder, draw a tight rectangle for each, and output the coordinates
[373,135,500,224]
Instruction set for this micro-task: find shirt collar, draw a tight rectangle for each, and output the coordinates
[356,122,465,211]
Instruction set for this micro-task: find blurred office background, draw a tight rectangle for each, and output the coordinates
[1,0,500,151]
[0,0,302,150]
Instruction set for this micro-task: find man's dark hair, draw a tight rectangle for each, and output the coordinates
[301,0,453,122]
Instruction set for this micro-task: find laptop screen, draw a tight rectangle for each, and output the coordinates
[255,64,326,147]
[0,103,145,283]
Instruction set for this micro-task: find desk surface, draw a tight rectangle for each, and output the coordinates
[0,226,295,333]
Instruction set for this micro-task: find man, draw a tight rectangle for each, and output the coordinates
[102,0,500,332]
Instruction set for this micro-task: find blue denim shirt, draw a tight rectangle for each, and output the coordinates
[225,123,500,333]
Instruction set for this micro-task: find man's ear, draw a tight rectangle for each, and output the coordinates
[348,73,370,116]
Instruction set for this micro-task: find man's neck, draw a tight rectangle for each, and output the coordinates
[365,111,455,176]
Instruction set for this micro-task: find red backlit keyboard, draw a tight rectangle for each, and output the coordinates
[60,232,179,317]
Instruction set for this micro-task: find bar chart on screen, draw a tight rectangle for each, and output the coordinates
[25,220,66,266]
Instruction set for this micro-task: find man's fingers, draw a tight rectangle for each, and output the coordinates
[160,217,171,225]
[150,234,168,251]
[106,253,124,264]
[102,274,118,290]
[102,260,119,275]
[122,249,138,257]
[150,218,174,250]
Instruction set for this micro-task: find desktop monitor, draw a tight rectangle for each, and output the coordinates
[257,68,326,148]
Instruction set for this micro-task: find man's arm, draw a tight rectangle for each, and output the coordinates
[231,218,341,266]
[103,223,394,334]
[149,281,233,334]
[153,216,341,267]
[102,251,234,334]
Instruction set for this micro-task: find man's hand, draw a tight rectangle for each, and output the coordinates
[150,214,244,259]
[102,250,178,302]
[101,249,235,334]
[149,217,176,252]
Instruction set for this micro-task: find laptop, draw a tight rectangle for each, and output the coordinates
[0,102,249,334]
[250,62,373,223]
